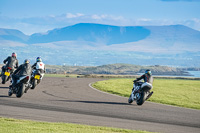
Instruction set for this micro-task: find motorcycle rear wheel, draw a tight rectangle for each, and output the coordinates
[31,79,37,89]
[16,84,25,98]
[136,91,146,105]
[2,75,7,84]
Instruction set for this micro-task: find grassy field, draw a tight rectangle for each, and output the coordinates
[92,78,200,110]
[0,117,153,133]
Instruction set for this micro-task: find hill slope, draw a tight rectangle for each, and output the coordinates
[45,63,190,76]
[28,23,151,45]
[0,28,29,43]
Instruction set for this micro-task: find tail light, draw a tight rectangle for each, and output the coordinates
[8,67,12,69]
[26,76,29,80]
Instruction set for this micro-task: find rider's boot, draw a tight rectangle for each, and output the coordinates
[25,83,32,93]
[8,85,13,93]
[24,88,28,93]
[146,91,154,100]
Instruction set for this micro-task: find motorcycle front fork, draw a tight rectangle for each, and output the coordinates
[131,91,137,100]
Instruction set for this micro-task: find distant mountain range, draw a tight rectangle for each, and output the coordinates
[1,23,200,46]
[0,23,200,67]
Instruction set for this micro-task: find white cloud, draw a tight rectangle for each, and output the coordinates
[137,18,152,22]
[91,14,101,20]
[66,13,84,18]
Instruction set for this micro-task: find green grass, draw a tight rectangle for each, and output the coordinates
[92,78,200,110]
[0,117,153,133]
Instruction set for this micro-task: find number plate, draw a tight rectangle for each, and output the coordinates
[34,75,40,80]
[4,72,10,76]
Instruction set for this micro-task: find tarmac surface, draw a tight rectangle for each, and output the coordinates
[0,77,200,133]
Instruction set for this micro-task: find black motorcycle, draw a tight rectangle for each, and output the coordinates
[128,81,153,105]
[8,75,31,98]
[1,67,13,84]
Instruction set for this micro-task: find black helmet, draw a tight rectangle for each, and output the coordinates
[12,52,17,58]
[36,57,42,62]
[24,59,30,64]
[145,69,152,75]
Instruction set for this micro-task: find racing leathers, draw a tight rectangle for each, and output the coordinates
[1,56,18,76]
[135,74,153,84]
[133,74,153,93]
[11,63,32,87]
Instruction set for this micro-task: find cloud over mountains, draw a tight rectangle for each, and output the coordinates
[0,13,200,35]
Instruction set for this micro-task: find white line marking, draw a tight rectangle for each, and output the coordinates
[88,82,126,99]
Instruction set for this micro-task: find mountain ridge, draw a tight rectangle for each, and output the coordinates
[28,23,151,45]
[1,23,200,46]
[0,23,200,66]
[0,28,29,43]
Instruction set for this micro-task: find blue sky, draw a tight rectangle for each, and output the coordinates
[0,0,200,35]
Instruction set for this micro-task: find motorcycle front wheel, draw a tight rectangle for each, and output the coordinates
[128,94,133,103]
[8,87,13,97]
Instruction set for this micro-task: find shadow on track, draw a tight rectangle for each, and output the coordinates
[0,95,9,97]
[0,86,9,89]
[56,100,131,106]
[43,91,134,106]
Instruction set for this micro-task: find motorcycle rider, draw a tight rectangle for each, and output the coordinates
[11,59,32,88]
[132,69,153,93]
[32,57,45,80]
[0,52,18,77]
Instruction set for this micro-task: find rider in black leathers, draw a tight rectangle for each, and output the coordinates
[134,69,153,84]
[11,59,32,87]
[0,52,18,77]
[132,69,153,93]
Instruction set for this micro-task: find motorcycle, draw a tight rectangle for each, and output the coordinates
[30,69,42,89]
[8,75,31,98]
[1,67,13,84]
[128,81,153,105]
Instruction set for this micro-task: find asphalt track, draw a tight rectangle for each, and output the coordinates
[0,77,200,133]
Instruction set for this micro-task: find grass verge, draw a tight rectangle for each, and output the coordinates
[92,78,200,110]
[0,117,153,133]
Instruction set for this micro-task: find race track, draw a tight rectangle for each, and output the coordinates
[0,77,200,133]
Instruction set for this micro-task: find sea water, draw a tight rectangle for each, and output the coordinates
[187,71,200,78]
